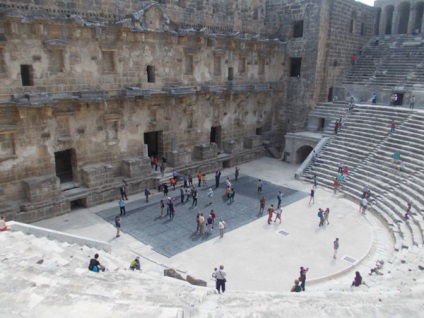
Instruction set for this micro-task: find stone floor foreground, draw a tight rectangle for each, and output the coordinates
[34,157,393,292]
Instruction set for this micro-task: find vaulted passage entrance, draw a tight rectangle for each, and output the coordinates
[144,130,163,157]
[295,145,313,164]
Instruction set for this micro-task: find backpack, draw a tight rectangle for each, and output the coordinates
[317,211,322,218]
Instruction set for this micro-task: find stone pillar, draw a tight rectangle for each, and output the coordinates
[392,9,399,34]
[408,6,416,34]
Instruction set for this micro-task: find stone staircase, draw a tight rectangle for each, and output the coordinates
[342,34,424,88]
[307,101,349,135]
[303,105,424,254]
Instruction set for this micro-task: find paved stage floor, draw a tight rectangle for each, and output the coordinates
[35,158,388,292]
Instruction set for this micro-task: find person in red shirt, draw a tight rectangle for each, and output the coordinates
[333,177,339,194]
[259,196,266,214]
[197,171,202,187]
[267,204,274,224]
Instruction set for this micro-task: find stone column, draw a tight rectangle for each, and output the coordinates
[408,6,416,34]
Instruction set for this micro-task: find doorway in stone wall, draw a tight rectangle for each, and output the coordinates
[395,93,404,106]
[328,87,333,102]
[210,126,222,147]
[295,145,313,164]
[144,130,163,158]
[55,149,77,183]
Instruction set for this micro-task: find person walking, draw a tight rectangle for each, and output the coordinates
[153,156,158,171]
[359,197,368,215]
[267,204,274,225]
[168,200,175,220]
[120,183,128,200]
[334,120,339,135]
[185,187,191,203]
[235,167,240,181]
[333,177,339,194]
[210,210,216,229]
[313,174,318,189]
[160,200,165,218]
[215,265,226,294]
[115,215,121,237]
[180,186,185,203]
[318,208,324,227]
[202,173,208,187]
[215,170,221,188]
[409,95,415,109]
[144,187,150,203]
[277,191,283,207]
[299,267,309,291]
[218,218,227,238]
[207,188,214,204]
[257,179,263,194]
[206,214,213,235]
[197,171,202,187]
[229,188,235,203]
[198,213,205,235]
[162,183,168,196]
[259,196,266,214]
[338,161,343,174]
[188,174,193,187]
[324,208,330,225]
[333,238,339,259]
[183,174,188,188]
[119,198,126,216]
[308,188,315,205]
[160,162,165,177]
[192,189,198,207]
[274,205,282,223]
[390,120,396,133]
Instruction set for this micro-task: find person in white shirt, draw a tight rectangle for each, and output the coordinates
[214,265,227,294]
[218,218,227,238]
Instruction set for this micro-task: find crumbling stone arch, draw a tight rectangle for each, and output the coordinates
[397,2,411,34]
[295,145,313,164]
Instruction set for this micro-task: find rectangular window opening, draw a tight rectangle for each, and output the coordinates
[185,55,193,75]
[293,20,304,38]
[290,58,302,77]
[214,56,221,76]
[228,67,234,81]
[239,57,246,74]
[147,65,155,83]
[20,64,34,86]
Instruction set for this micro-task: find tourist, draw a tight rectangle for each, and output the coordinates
[393,150,401,163]
[207,188,214,204]
[334,120,339,134]
[359,197,368,215]
[313,175,318,189]
[398,160,406,172]
[115,215,121,237]
[351,53,357,65]
[202,173,208,187]
[218,218,227,238]
[369,260,384,275]
[160,162,165,177]
[170,177,176,191]
[235,167,240,180]
[229,188,235,203]
[351,271,362,287]
[362,185,369,199]
[299,267,309,291]
[390,120,396,133]
[191,189,198,207]
[225,186,231,200]
[308,188,315,205]
[409,95,415,109]
[198,213,205,235]
[338,161,343,174]
[119,198,126,216]
[160,200,165,218]
[120,182,128,200]
[277,190,284,207]
[324,208,330,225]
[162,183,168,196]
[405,201,412,220]
[183,173,188,188]
[153,156,158,171]
[180,186,185,203]
[290,279,302,292]
[206,214,213,234]
[144,187,150,203]
[342,165,349,175]
[259,196,266,214]
[333,177,339,194]
[188,174,193,187]
[257,179,263,193]
[196,213,200,233]
[333,238,339,259]
[197,171,202,187]
[88,253,106,272]
[215,265,227,294]
[215,170,221,188]
[166,197,172,216]
[0,216,9,232]
[318,208,324,227]
[210,210,216,229]
[226,177,232,188]
[274,205,282,224]
[130,256,141,271]
[312,150,318,163]
[173,170,179,182]
[185,187,191,203]
[267,204,274,225]
[371,92,377,104]
[168,199,175,220]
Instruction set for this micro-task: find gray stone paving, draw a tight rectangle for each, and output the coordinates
[97,175,308,257]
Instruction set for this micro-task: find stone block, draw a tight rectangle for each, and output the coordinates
[186,275,207,287]
[164,268,185,281]
[243,135,262,149]
[121,157,151,178]
[222,139,243,154]
[24,175,61,204]
[81,164,114,187]
[192,143,218,160]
